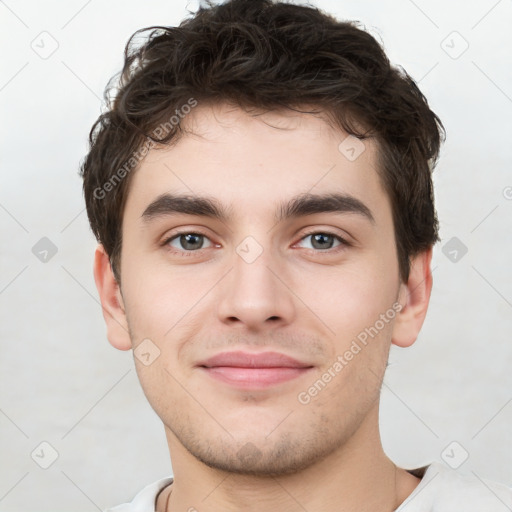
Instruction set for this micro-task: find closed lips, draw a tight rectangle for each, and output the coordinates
[198,351,313,369]
[197,351,314,389]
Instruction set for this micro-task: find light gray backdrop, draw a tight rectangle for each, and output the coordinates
[1,0,511,510]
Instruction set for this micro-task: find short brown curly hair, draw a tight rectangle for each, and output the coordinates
[80,0,445,283]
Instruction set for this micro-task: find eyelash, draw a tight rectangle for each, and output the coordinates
[161,229,351,257]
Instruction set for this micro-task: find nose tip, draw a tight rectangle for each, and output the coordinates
[216,249,295,330]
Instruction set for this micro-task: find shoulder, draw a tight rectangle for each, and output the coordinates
[398,461,512,512]
[103,476,173,512]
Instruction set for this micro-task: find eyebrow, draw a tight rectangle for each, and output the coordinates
[141,192,375,225]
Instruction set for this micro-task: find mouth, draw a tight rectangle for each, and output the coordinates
[197,351,314,389]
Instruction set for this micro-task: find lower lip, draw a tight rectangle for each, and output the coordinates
[201,366,312,388]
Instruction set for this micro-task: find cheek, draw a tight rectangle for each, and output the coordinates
[296,259,399,343]
[121,255,202,338]
[121,263,213,389]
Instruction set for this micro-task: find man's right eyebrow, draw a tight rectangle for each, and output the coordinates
[141,193,231,223]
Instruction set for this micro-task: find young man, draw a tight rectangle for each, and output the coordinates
[81,0,512,510]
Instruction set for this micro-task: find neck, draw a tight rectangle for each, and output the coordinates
[158,404,421,512]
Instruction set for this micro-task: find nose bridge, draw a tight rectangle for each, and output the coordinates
[233,235,275,295]
[215,234,295,328]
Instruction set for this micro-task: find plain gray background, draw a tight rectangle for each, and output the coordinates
[1,0,511,510]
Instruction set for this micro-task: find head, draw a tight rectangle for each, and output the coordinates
[82,0,444,476]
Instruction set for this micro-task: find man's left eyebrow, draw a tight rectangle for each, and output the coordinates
[140,192,375,224]
[275,192,375,224]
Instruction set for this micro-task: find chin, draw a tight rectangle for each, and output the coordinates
[177,428,343,477]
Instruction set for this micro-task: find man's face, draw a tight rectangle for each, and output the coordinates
[116,102,405,475]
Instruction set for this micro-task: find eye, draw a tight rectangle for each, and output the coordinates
[296,231,349,252]
[164,231,214,253]
[162,229,350,257]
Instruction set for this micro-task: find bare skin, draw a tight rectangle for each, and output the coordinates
[154,436,422,511]
[94,102,432,511]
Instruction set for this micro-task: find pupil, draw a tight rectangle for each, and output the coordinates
[313,233,332,249]
[182,234,202,250]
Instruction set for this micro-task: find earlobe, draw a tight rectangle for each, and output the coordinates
[93,244,132,351]
[391,248,433,348]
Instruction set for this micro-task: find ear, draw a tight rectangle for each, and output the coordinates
[391,248,433,348]
[93,244,132,351]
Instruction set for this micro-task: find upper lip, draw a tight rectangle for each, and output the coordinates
[198,351,313,369]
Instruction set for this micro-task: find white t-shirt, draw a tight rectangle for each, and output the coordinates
[104,461,512,511]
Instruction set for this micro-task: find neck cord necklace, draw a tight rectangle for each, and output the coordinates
[164,464,399,511]
[164,487,172,511]
[393,462,399,511]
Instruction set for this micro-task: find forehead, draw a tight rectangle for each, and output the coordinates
[123,102,390,226]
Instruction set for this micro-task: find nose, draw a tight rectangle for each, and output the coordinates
[215,241,296,331]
